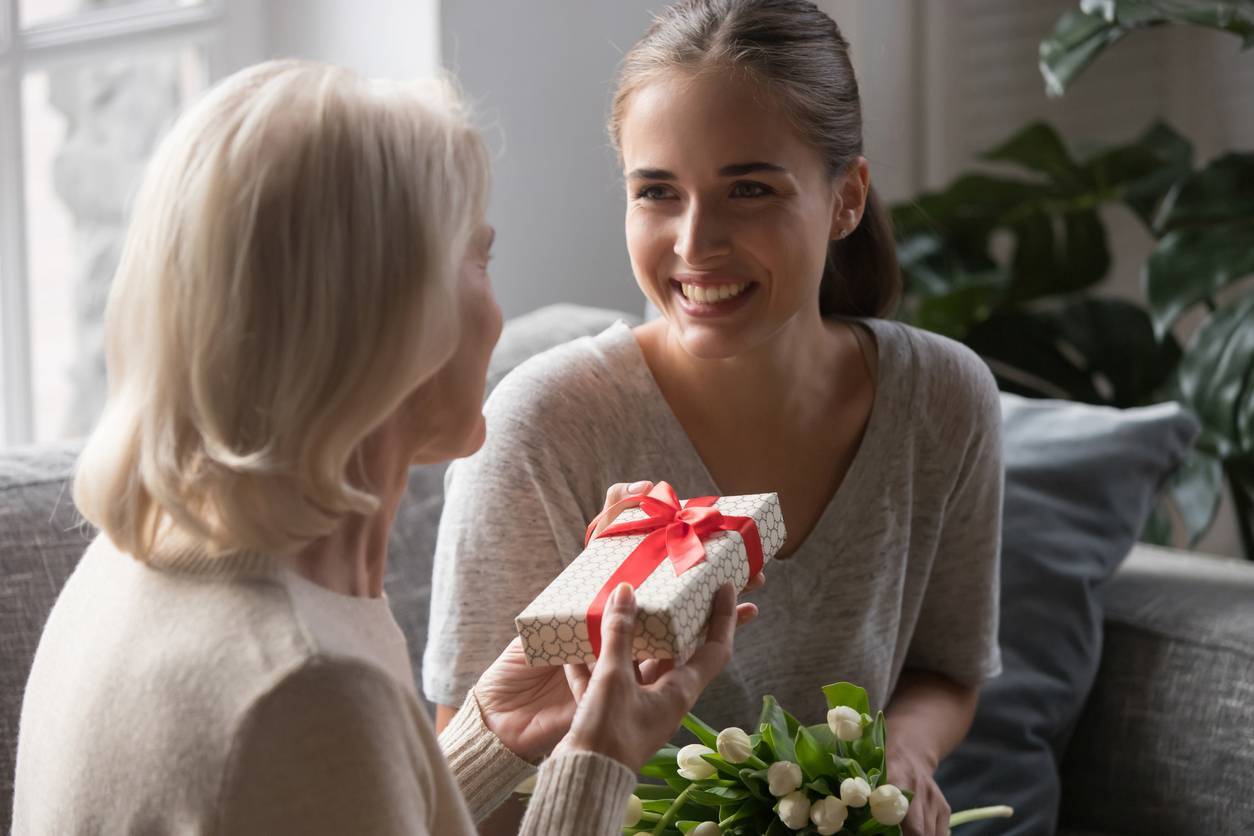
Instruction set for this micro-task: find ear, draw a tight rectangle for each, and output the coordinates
[828,156,871,241]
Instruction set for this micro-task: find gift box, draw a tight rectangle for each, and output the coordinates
[515,483,786,666]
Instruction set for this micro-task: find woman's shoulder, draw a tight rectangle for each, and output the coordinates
[869,318,1000,436]
[484,320,647,428]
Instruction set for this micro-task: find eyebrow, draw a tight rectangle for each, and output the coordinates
[626,161,789,180]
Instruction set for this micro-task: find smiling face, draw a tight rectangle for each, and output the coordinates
[620,69,851,359]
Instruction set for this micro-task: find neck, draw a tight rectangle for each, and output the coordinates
[647,307,845,424]
[286,440,413,599]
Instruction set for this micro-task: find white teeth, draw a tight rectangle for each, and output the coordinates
[679,282,749,304]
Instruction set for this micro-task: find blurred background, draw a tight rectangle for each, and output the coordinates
[0,0,1250,555]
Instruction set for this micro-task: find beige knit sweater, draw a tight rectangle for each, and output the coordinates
[12,535,635,835]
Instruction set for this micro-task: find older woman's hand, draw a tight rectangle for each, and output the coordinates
[555,580,743,771]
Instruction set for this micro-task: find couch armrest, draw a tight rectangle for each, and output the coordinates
[1059,544,1254,834]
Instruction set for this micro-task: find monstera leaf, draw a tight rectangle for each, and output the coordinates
[963,297,1180,408]
[1041,0,1254,96]
[893,122,1189,338]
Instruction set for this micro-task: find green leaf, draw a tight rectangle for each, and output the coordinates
[699,753,745,782]
[1039,8,1123,96]
[1175,292,1254,459]
[1168,447,1225,547]
[680,713,719,749]
[758,696,797,763]
[967,297,1180,408]
[870,711,887,751]
[795,725,841,780]
[982,122,1082,185]
[1006,207,1110,301]
[737,768,770,802]
[1040,2,1254,96]
[1089,121,1194,230]
[1158,153,1254,230]
[822,682,871,716]
[642,746,682,780]
[687,784,750,806]
[635,784,680,801]
[1145,220,1254,337]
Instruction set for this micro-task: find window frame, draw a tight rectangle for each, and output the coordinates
[0,0,262,445]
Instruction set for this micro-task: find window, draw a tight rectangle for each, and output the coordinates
[0,0,261,446]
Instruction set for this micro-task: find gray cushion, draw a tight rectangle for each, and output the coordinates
[936,395,1199,836]
[0,442,91,834]
[1058,545,1254,834]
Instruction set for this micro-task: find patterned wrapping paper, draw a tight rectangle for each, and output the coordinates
[515,492,786,666]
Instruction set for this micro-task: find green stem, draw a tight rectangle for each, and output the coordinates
[638,811,662,823]
[745,755,769,770]
[651,785,694,835]
[949,805,1014,827]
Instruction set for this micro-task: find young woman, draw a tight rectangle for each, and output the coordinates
[425,3,1003,835]
[11,60,753,836]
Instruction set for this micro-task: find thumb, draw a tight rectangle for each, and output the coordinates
[595,583,638,674]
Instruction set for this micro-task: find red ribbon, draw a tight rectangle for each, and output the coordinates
[582,482,764,658]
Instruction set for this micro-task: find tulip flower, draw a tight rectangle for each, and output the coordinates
[839,776,871,807]
[692,822,720,836]
[622,794,642,827]
[826,705,864,742]
[870,783,910,825]
[676,743,717,780]
[767,760,803,796]
[810,795,849,834]
[777,790,811,830]
[716,726,753,764]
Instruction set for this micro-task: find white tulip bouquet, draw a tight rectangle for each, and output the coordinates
[619,681,1011,835]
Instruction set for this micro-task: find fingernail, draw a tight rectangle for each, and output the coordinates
[628,480,651,493]
[615,583,635,606]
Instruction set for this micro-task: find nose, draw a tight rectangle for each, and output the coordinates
[674,200,731,265]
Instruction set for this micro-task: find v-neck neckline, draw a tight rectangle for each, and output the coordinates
[612,317,900,562]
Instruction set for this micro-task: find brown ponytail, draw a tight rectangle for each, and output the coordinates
[821,186,900,318]
[608,0,901,320]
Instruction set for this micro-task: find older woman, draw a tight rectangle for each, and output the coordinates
[11,60,753,835]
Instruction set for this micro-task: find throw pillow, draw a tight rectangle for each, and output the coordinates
[935,394,1199,835]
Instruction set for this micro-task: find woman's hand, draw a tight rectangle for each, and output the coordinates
[886,747,950,836]
[476,479,762,763]
[474,638,581,762]
[554,580,743,771]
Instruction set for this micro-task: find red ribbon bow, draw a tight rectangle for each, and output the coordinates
[582,482,764,657]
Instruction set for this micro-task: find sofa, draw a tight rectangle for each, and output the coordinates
[3,304,1253,835]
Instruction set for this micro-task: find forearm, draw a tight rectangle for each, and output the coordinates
[883,669,979,768]
[437,691,535,822]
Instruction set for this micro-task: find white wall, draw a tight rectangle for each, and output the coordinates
[265,0,441,80]
[439,1,657,319]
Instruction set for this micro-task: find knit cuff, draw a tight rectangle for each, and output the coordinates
[437,689,536,821]
[519,749,637,836]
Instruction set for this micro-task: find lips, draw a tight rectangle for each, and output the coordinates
[669,277,758,316]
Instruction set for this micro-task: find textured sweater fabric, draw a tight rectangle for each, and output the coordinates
[425,319,1004,727]
[13,535,634,835]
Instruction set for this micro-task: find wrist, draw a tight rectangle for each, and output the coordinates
[886,741,939,775]
[472,687,537,762]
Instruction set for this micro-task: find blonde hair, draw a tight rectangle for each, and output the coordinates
[74,59,490,560]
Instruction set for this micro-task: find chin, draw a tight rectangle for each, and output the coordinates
[410,413,488,465]
[672,321,763,362]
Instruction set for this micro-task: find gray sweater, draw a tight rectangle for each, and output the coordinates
[425,319,1004,727]
[13,535,634,834]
